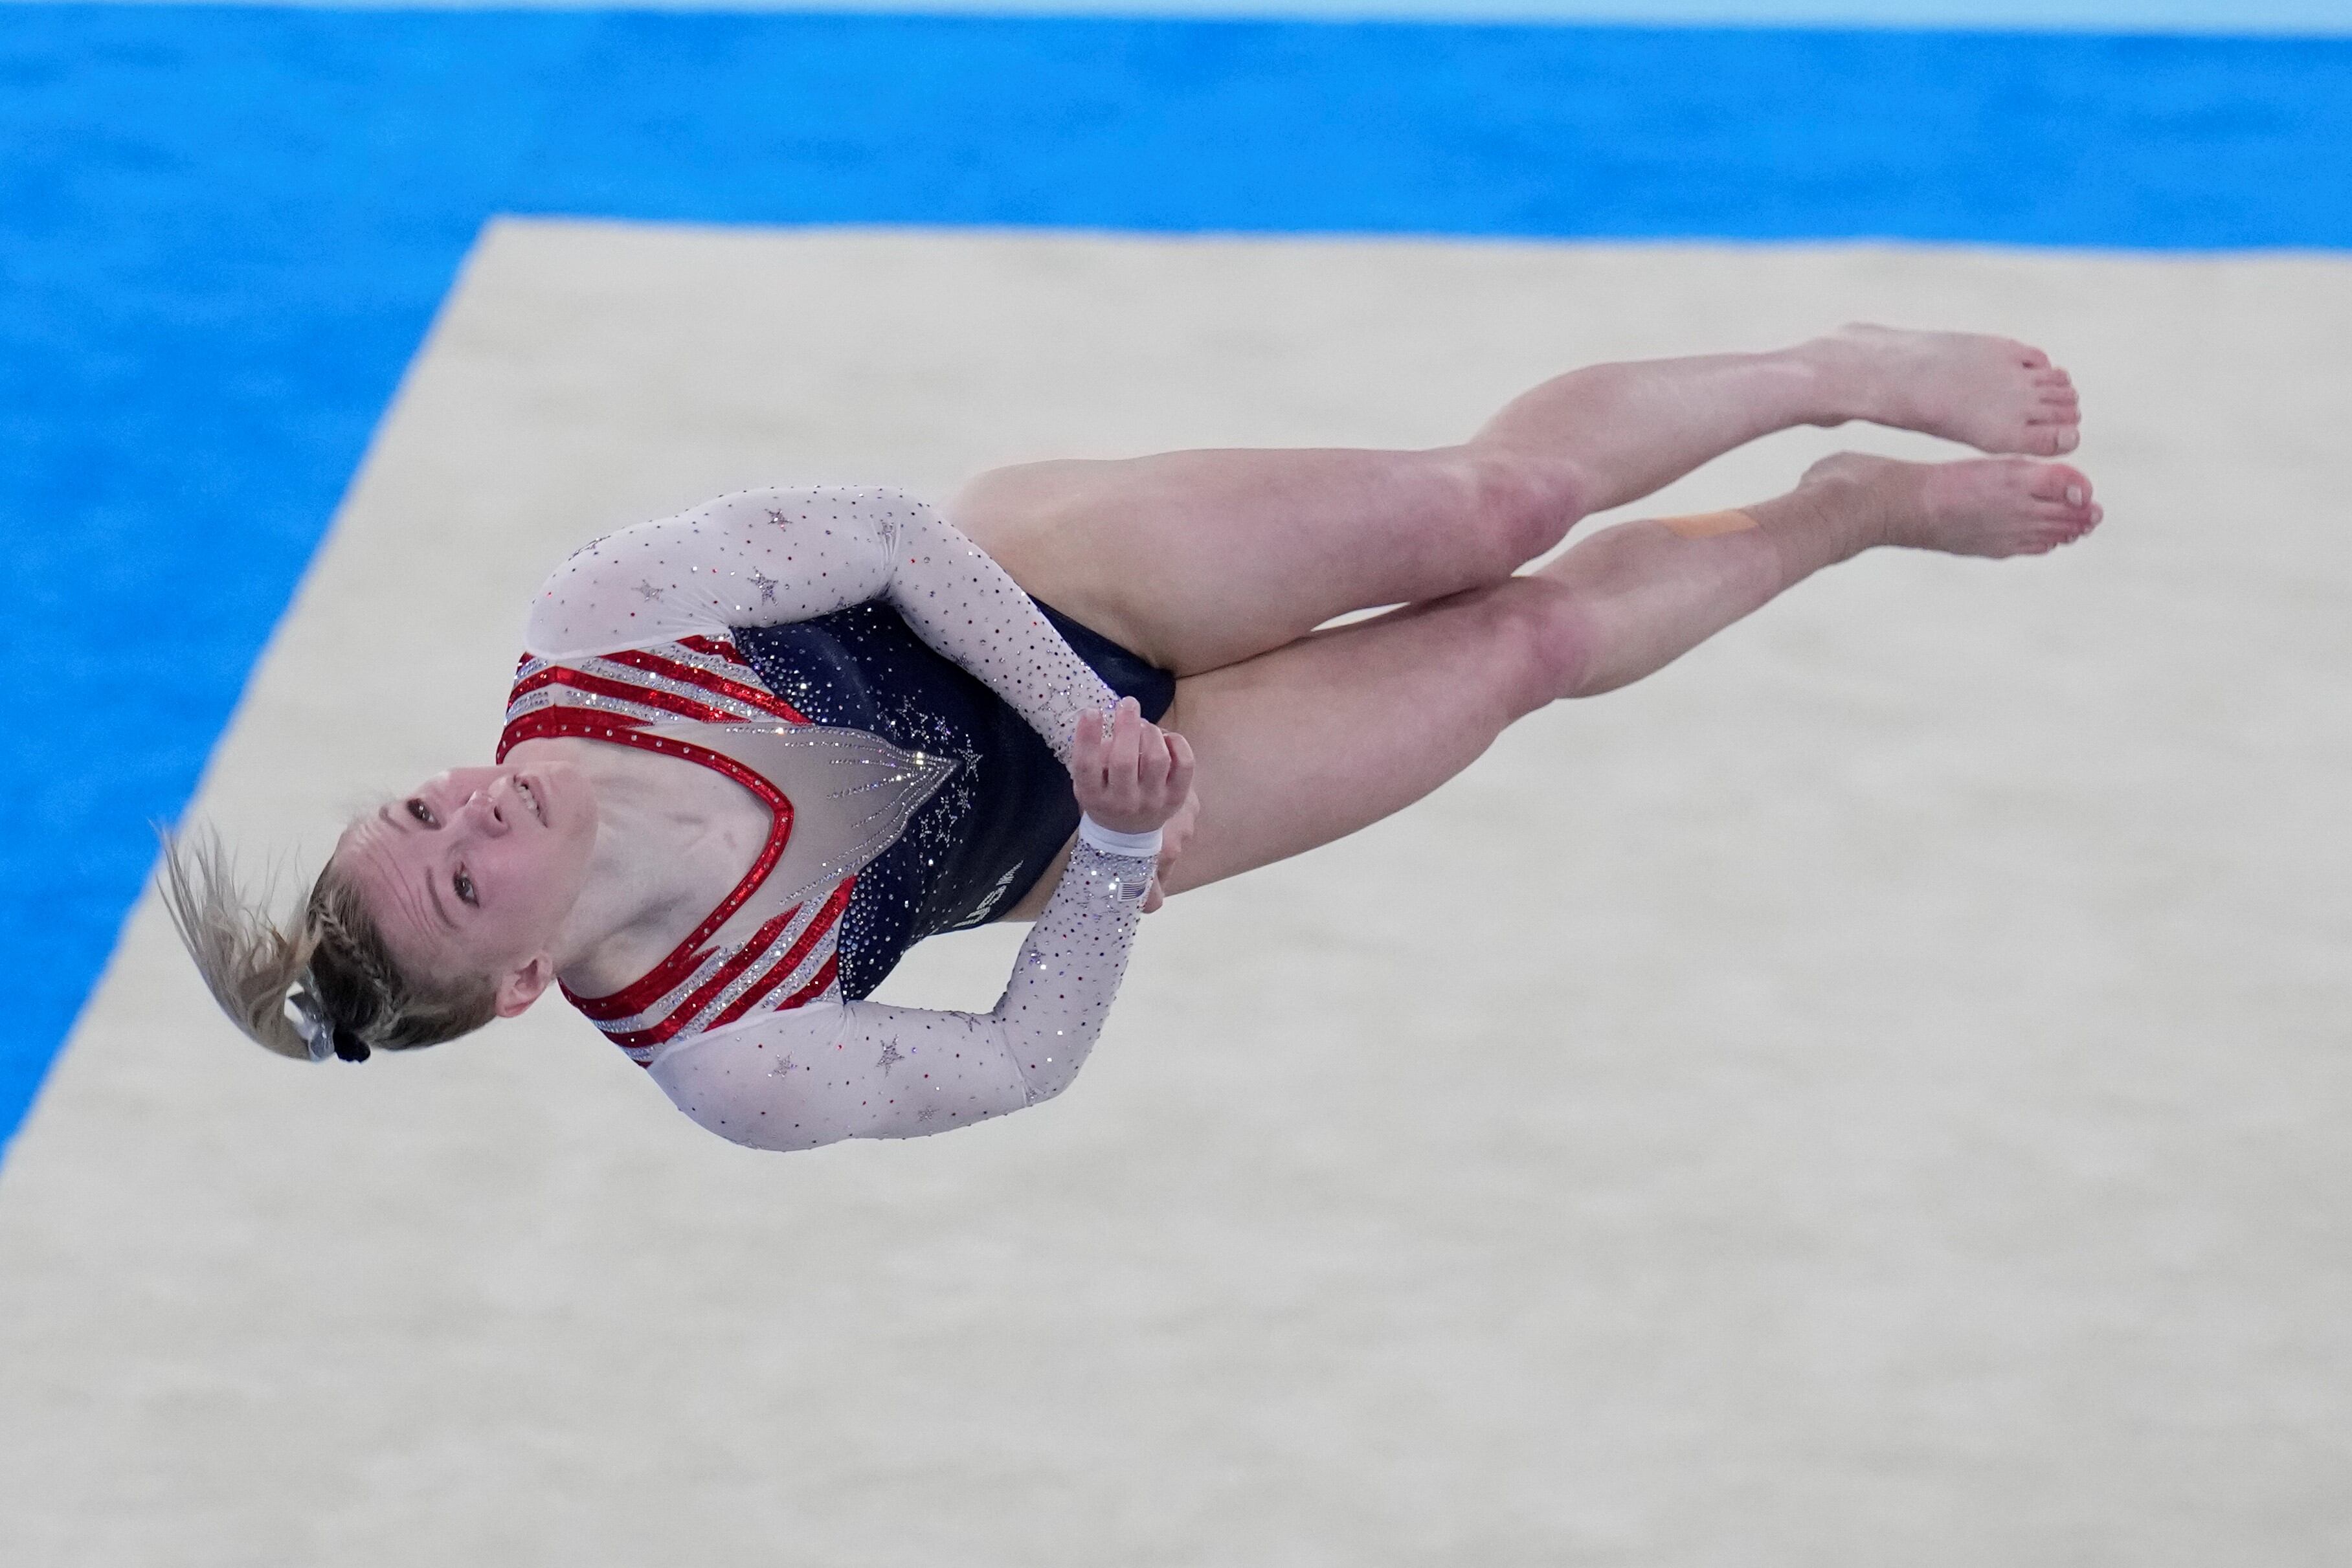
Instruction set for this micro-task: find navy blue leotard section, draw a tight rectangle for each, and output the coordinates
[4,5,2350,1148]
[731,601,1176,1000]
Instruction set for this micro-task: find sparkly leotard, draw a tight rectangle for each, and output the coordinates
[509,486,1165,1152]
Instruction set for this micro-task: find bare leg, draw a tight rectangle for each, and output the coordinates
[1474,324,2081,515]
[1143,453,2100,896]
[959,327,2081,677]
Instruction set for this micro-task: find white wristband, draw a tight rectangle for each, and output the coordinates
[1078,815,1163,860]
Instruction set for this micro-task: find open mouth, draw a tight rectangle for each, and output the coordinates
[515,774,547,825]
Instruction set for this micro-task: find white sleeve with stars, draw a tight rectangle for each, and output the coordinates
[645,842,1155,1152]
[524,486,1121,768]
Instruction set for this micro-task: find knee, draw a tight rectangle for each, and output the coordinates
[1484,576,1602,715]
[1456,448,1589,574]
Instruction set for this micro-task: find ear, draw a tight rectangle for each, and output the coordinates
[493,953,557,1018]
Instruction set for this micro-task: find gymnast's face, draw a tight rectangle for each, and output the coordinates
[334,762,598,1013]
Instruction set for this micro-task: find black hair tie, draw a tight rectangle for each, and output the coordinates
[331,1026,372,1063]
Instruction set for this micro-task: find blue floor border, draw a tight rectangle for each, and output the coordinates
[4,6,2347,1155]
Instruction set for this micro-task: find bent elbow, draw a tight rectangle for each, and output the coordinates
[1009,1033,1095,1108]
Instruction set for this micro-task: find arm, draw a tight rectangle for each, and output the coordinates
[647,835,1155,1151]
[524,486,1117,768]
[647,702,1191,1152]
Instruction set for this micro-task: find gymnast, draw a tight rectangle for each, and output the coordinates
[165,326,2094,1152]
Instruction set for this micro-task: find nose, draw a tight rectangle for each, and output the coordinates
[458,783,512,836]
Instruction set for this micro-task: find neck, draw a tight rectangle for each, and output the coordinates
[519,739,749,995]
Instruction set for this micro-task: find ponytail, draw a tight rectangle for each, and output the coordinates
[157,823,498,1061]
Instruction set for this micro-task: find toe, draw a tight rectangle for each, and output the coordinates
[2026,463,2092,503]
[2016,342,2052,370]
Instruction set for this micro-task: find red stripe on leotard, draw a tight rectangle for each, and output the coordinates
[595,880,851,1050]
[700,884,851,1033]
[508,664,746,728]
[676,634,751,666]
[601,647,809,725]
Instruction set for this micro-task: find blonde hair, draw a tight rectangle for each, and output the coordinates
[157,824,499,1060]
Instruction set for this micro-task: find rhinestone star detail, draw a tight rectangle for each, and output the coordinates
[633,579,662,601]
[876,1040,904,1075]
[917,1105,941,1123]
[767,1053,798,1079]
[766,508,789,526]
[746,569,779,603]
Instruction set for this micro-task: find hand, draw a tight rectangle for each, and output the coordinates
[1071,697,1196,838]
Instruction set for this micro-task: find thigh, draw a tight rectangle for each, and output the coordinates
[1154,574,1573,893]
[994,574,1574,921]
[948,447,1574,678]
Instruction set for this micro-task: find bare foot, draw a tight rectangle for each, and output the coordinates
[1800,451,2103,558]
[1804,323,2082,458]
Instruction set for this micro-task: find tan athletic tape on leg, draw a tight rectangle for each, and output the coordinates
[1661,508,1760,539]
